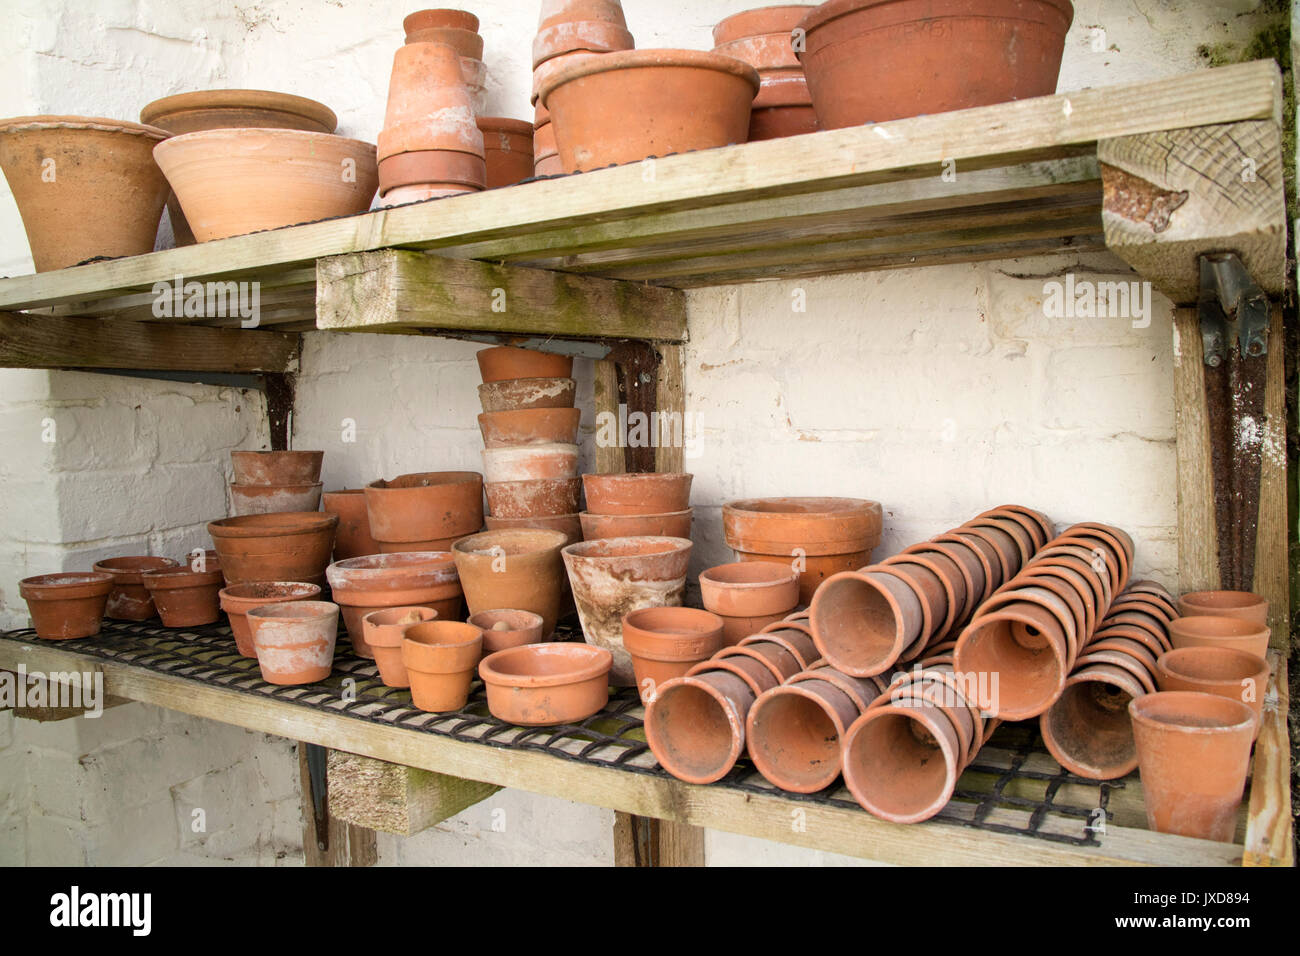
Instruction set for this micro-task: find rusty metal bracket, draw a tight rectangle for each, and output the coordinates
[1198,253,1270,590]
[603,340,663,474]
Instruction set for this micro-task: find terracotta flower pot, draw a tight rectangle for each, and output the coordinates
[1129,691,1256,842]
[219,581,322,658]
[1155,646,1268,739]
[0,116,169,272]
[326,551,462,657]
[321,489,382,561]
[247,600,339,685]
[142,567,224,627]
[402,621,483,712]
[479,408,581,448]
[468,609,547,655]
[377,42,484,161]
[1167,614,1269,659]
[582,472,692,515]
[452,529,570,638]
[404,8,481,35]
[484,512,583,545]
[93,556,180,620]
[841,700,964,823]
[402,26,483,58]
[19,573,113,640]
[809,568,924,676]
[230,449,324,485]
[533,20,635,69]
[479,376,576,412]
[1177,589,1269,627]
[735,549,869,606]
[746,677,860,793]
[482,443,579,483]
[907,540,985,621]
[1039,662,1148,779]
[479,642,612,725]
[153,129,377,242]
[538,0,629,29]
[579,509,692,541]
[562,536,693,684]
[622,606,725,704]
[362,606,439,687]
[952,599,1071,719]
[795,0,1073,128]
[365,472,484,549]
[712,5,813,47]
[477,116,536,188]
[208,512,338,586]
[644,670,754,784]
[699,561,799,618]
[378,149,486,194]
[485,477,582,518]
[539,50,759,173]
[140,90,337,135]
[477,346,574,383]
[229,481,323,516]
[723,496,882,556]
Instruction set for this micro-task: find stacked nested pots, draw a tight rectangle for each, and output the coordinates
[531,0,635,176]
[326,551,464,662]
[228,450,324,516]
[580,472,693,541]
[403,9,488,110]
[712,5,818,141]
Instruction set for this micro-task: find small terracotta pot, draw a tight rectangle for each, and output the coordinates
[718,610,789,647]
[562,536,693,684]
[533,20,635,68]
[622,606,725,704]
[230,450,323,485]
[208,512,338,586]
[579,509,693,540]
[735,549,871,606]
[582,472,692,515]
[478,116,536,188]
[723,496,883,556]
[468,609,547,655]
[482,443,580,483]
[747,677,859,793]
[364,472,484,548]
[699,561,799,618]
[378,41,484,161]
[402,621,483,712]
[1129,691,1256,842]
[809,568,924,676]
[479,642,612,725]
[142,567,224,627]
[248,600,340,685]
[478,376,576,412]
[19,573,113,640]
[477,346,573,383]
[362,606,439,687]
[93,556,180,620]
[841,700,964,823]
[952,599,1071,720]
[229,481,323,516]
[326,551,462,657]
[1167,614,1269,659]
[1155,646,1268,739]
[321,489,382,561]
[452,529,570,638]
[1177,589,1269,627]
[1040,662,1147,780]
[485,477,582,518]
[404,8,480,34]
[644,670,754,784]
[484,512,583,544]
[219,581,322,658]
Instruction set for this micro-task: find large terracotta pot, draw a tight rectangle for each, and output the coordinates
[479,376,576,412]
[1155,646,1269,740]
[0,116,170,272]
[402,621,483,712]
[326,551,462,657]
[248,600,340,685]
[477,346,574,383]
[795,0,1074,128]
[452,529,570,638]
[582,472,692,515]
[219,581,322,658]
[1177,589,1269,627]
[142,567,224,627]
[538,50,759,173]
[208,512,338,586]
[230,450,323,485]
[622,606,725,704]
[19,573,113,641]
[153,129,377,242]
[364,472,484,550]
[478,116,536,188]
[644,670,754,784]
[93,556,179,621]
[479,642,612,726]
[321,489,382,560]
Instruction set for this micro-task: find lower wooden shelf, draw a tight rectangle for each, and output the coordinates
[0,620,1287,867]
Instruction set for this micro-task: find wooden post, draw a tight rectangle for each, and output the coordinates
[298,744,377,867]
[326,750,500,836]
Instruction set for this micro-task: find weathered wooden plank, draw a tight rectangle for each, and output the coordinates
[298,744,378,867]
[0,311,300,373]
[327,750,500,836]
[654,344,687,476]
[1243,650,1292,866]
[315,249,687,342]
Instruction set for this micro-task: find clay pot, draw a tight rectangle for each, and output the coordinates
[93,556,180,620]
[378,148,486,193]
[468,609,547,655]
[219,581,322,658]
[404,8,481,34]
[365,472,484,550]
[1167,614,1269,659]
[452,529,570,638]
[534,124,562,176]
[362,606,439,687]
[713,5,813,48]
[230,450,324,485]
[713,6,818,141]
[477,116,536,188]
[644,670,754,784]
[952,600,1071,719]
[153,129,376,242]
[321,489,382,561]
[485,477,582,518]
[140,90,337,135]
[142,567,224,627]
[747,628,821,670]
[248,601,340,685]
[1177,590,1269,627]
[539,50,759,173]
[841,700,964,823]
[795,0,1074,128]
[1129,691,1256,842]
[621,606,725,704]
[533,21,635,69]
[484,512,583,545]
[403,26,483,58]
[18,573,113,641]
[582,472,692,515]
[229,481,323,516]
[479,376,576,412]
[562,536,693,684]
[809,568,924,676]
[477,346,573,383]
[479,642,612,725]
[1039,663,1147,779]
[875,561,947,659]
[746,677,859,793]
[718,610,789,647]
[580,509,692,540]
[326,552,462,657]
[699,561,799,618]
[479,409,581,448]
[208,512,338,586]
[723,496,882,556]
[0,116,170,272]
[378,42,484,161]
[482,444,579,484]
[401,621,483,711]
[1155,646,1268,739]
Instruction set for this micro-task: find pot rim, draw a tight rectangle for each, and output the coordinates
[19,571,113,593]
[580,508,693,521]
[208,512,338,538]
[1154,645,1269,685]
[92,556,180,578]
[139,90,338,132]
[246,599,340,622]
[141,567,225,589]
[153,126,377,159]
[713,4,816,46]
[452,528,571,555]
[0,115,170,141]
[796,0,1076,38]
[537,48,761,109]
[477,115,535,137]
[366,470,483,491]
[1128,690,1256,735]
[220,581,322,603]
[479,642,613,687]
[700,560,799,591]
[562,534,694,561]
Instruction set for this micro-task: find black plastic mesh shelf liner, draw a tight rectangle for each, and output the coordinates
[2,618,1126,847]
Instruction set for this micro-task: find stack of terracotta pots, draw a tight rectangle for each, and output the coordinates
[712,5,819,141]
[699,560,799,645]
[579,472,693,541]
[229,450,324,516]
[530,0,635,176]
[723,496,882,606]
[378,11,486,206]
[477,346,582,540]
[364,472,484,553]
[809,505,1053,679]
[326,551,464,660]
